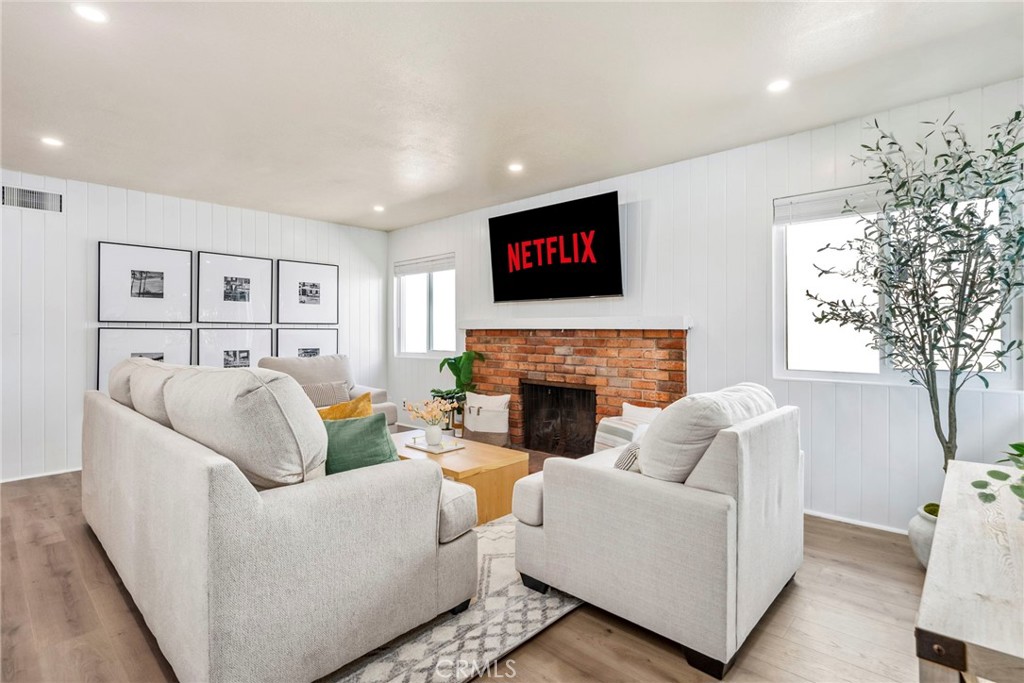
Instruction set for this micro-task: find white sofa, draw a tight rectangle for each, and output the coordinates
[512,384,803,679]
[83,359,477,682]
[258,354,400,431]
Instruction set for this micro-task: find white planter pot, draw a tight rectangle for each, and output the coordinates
[425,424,443,446]
[907,505,938,568]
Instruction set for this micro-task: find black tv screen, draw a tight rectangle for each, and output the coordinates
[488,191,623,303]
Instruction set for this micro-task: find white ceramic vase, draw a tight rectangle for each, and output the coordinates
[425,424,443,446]
[907,505,937,568]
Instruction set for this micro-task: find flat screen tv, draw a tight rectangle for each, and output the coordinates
[488,191,623,303]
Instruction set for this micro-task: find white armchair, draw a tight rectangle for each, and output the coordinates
[258,354,399,431]
[512,397,803,679]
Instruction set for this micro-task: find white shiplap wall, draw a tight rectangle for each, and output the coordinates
[1,170,388,480]
[388,78,1024,532]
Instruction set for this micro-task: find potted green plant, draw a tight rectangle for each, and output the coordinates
[431,351,486,431]
[808,110,1024,567]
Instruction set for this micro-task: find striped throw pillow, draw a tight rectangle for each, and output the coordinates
[302,381,351,408]
[614,441,641,472]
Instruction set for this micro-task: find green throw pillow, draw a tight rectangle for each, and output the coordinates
[324,412,399,475]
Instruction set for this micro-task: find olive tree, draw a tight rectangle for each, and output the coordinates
[808,110,1024,471]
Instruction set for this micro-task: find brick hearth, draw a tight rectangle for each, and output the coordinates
[466,328,687,446]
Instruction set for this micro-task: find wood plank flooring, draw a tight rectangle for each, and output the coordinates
[1,472,924,683]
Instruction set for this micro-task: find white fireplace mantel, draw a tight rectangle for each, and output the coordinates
[458,316,692,331]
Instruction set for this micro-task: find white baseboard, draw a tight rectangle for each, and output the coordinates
[804,508,908,536]
[2,467,82,484]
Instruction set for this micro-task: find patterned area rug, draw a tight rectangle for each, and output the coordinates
[324,515,581,683]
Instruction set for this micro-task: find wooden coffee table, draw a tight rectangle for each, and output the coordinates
[392,431,529,525]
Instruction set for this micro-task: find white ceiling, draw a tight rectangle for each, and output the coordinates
[3,2,1022,230]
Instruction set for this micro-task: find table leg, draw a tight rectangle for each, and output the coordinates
[918,659,961,683]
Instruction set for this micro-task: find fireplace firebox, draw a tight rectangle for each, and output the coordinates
[522,380,597,457]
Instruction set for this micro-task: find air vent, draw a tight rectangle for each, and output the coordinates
[2,186,63,212]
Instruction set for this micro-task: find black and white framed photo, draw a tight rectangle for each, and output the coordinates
[197,252,273,323]
[198,328,273,369]
[276,259,339,324]
[97,327,192,392]
[99,242,193,322]
[276,328,339,358]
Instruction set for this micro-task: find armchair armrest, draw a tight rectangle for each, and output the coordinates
[352,383,389,404]
[542,457,737,661]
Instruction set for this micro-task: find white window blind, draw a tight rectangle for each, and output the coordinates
[393,253,456,277]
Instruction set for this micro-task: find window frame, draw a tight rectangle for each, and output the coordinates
[771,187,1021,391]
[394,253,457,359]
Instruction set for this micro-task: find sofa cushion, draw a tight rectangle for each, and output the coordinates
[108,357,164,408]
[302,380,351,408]
[323,412,398,475]
[512,471,545,526]
[129,362,197,428]
[638,382,776,483]
[318,392,372,420]
[164,367,327,488]
[440,480,477,542]
[370,401,399,426]
[622,402,663,423]
[257,354,355,391]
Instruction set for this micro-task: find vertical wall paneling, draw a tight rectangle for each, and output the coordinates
[387,77,1024,531]
[0,175,388,480]
[42,176,68,474]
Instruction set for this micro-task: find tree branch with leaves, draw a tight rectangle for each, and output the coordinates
[808,109,1024,472]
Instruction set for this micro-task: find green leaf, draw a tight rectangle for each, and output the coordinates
[1009,442,1024,455]
[1010,484,1024,500]
[987,470,1011,481]
[971,480,989,489]
[977,492,997,504]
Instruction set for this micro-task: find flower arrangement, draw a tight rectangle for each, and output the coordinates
[405,397,458,426]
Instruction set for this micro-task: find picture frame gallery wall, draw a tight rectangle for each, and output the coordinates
[95,242,342,387]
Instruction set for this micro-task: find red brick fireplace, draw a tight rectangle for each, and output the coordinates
[465,328,687,447]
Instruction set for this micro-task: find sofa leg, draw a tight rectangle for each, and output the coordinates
[680,645,735,680]
[449,599,471,615]
[520,573,549,594]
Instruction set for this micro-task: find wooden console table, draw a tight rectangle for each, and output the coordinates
[915,461,1023,683]
[391,431,529,525]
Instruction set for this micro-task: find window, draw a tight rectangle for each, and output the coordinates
[784,214,879,374]
[395,254,456,355]
[773,187,1017,386]
[774,186,880,377]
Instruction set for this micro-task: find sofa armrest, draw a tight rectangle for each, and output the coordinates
[352,384,389,404]
[209,459,446,678]
[543,457,737,661]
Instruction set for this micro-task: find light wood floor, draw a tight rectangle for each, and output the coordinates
[1,472,924,683]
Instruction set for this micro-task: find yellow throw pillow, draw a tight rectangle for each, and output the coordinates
[318,392,373,420]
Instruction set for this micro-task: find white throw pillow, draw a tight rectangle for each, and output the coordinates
[638,383,776,483]
[465,391,510,410]
[622,402,663,424]
[164,368,327,489]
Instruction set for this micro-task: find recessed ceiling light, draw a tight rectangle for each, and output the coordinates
[373,205,385,212]
[73,4,108,23]
[508,163,524,173]
[41,137,64,147]
[767,79,791,93]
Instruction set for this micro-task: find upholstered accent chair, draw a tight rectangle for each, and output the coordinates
[258,354,399,431]
[512,384,803,679]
